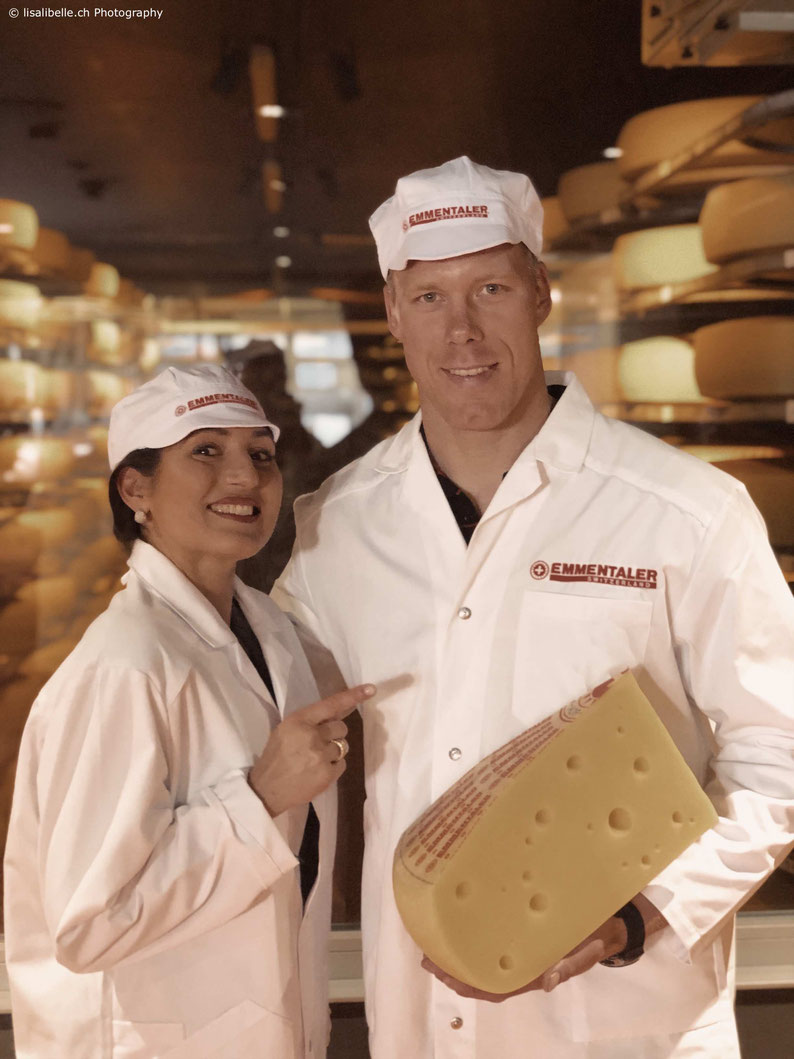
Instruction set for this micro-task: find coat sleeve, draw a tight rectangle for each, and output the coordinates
[643,487,794,958]
[37,665,299,974]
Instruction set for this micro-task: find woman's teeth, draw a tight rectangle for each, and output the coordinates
[210,503,256,516]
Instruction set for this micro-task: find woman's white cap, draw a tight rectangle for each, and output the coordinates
[108,364,280,471]
[368,156,544,278]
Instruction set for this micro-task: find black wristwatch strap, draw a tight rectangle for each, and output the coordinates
[599,900,645,967]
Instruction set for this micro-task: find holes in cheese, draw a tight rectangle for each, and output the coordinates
[393,672,717,994]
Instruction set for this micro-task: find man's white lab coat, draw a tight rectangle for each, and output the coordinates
[273,373,794,1059]
[4,540,334,1058]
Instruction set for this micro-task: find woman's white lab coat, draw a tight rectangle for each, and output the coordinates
[4,540,334,1059]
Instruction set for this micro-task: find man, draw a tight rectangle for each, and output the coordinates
[272,157,794,1058]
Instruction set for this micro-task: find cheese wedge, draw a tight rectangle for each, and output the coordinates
[393,672,716,994]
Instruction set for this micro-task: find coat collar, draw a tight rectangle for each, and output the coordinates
[373,370,596,481]
[123,540,247,649]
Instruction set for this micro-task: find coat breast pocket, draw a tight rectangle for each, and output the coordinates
[509,592,654,727]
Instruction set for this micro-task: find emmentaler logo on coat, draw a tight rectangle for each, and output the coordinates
[531,560,658,590]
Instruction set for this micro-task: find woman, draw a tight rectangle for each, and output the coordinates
[3,364,374,1059]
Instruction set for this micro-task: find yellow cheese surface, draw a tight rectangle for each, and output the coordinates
[393,673,717,994]
[700,175,794,264]
[693,317,794,399]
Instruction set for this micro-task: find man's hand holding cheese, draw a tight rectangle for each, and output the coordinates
[273,157,794,1058]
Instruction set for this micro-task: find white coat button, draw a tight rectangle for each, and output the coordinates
[458,607,472,620]
[449,747,462,761]
[450,1017,463,1029]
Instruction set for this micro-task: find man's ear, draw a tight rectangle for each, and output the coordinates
[116,466,153,512]
[383,282,403,342]
[534,261,552,327]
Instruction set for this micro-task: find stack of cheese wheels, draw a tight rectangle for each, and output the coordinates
[541,197,570,250]
[693,317,794,399]
[393,671,717,994]
[0,280,43,331]
[0,200,39,253]
[557,161,629,224]
[566,348,624,406]
[617,96,794,192]
[613,225,717,290]
[0,359,45,415]
[700,174,794,264]
[618,337,706,403]
[32,228,71,276]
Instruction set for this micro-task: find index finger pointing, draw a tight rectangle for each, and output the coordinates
[300,684,376,725]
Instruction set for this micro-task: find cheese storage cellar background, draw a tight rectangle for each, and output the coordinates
[1,2,793,1056]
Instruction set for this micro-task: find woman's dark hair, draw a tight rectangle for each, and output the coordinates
[108,448,162,550]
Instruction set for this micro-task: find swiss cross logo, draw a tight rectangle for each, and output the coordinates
[531,560,658,590]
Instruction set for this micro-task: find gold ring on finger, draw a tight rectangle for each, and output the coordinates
[330,737,349,762]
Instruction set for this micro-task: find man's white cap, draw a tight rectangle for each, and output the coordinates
[369,156,544,278]
[108,364,280,471]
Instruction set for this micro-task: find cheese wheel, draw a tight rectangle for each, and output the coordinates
[693,317,794,399]
[85,369,127,415]
[567,348,624,405]
[618,337,705,403]
[16,576,78,621]
[394,672,716,993]
[700,174,794,265]
[0,522,40,580]
[557,162,628,223]
[0,280,43,330]
[15,508,78,550]
[32,228,70,274]
[0,200,39,251]
[540,197,570,250]
[39,368,76,416]
[713,459,794,548]
[0,359,45,412]
[617,97,794,182]
[84,262,121,300]
[613,225,717,290]
[87,320,123,365]
[0,436,75,484]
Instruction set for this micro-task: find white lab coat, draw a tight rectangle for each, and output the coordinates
[273,372,794,1059]
[4,540,334,1059]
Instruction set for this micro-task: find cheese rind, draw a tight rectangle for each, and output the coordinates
[393,673,716,994]
[700,175,794,264]
[613,225,717,290]
[693,317,794,399]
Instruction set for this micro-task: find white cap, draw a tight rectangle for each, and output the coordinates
[369,156,544,278]
[108,364,280,471]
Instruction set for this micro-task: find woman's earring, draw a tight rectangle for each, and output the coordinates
[134,509,148,525]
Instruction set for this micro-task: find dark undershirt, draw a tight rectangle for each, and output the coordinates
[423,384,565,544]
[230,598,320,905]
